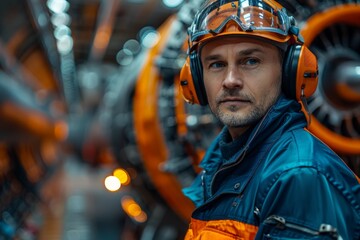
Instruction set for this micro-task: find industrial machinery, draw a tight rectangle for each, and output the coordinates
[0,0,70,238]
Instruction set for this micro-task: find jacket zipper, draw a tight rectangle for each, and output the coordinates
[208,109,271,196]
[264,215,343,239]
[209,147,248,196]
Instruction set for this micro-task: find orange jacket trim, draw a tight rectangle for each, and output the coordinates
[185,218,258,240]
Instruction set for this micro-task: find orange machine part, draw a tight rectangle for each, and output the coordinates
[301,4,360,44]
[308,118,360,155]
[133,16,195,221]
[301,4,360,155]
[0,101,68,141]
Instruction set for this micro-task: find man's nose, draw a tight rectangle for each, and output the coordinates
[223,66,243,88]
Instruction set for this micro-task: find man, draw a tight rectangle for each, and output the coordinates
[179,0,360,239]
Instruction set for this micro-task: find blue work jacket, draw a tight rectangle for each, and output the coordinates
[183,95,360,239]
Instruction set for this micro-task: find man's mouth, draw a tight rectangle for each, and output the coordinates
[219,97,251,104]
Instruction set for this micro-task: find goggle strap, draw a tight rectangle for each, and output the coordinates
[288,26,304,44]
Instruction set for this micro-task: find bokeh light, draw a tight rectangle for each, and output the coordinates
[104,176,121,192]
[113,168,131,185]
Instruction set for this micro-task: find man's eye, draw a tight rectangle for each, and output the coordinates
[209,62,225,69]
[243,58,260,65]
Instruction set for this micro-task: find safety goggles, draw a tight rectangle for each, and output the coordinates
[189,0,295,45]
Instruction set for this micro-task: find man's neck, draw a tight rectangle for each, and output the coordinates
[228,126,251,140]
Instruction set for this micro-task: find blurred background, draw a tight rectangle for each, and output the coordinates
[0,0,359,239]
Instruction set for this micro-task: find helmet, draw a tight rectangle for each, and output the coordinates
[180,0,318,106]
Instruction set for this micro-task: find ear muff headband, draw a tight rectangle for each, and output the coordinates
[282,44,300,99]
[190,52,208,105]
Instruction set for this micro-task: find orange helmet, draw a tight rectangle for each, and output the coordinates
[188,0,299,51]
[180,0,318,106]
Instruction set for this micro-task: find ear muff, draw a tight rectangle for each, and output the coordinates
[179,51,208,105]
[282,44,318,100]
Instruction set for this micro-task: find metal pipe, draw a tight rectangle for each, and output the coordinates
[89,0,119,62]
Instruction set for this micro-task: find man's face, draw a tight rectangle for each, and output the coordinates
[200,36,282,139]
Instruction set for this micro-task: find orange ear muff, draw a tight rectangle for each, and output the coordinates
[282,44,318,100]
[295,45,318,100]
[180,51,208,105]
[179,57,201,104]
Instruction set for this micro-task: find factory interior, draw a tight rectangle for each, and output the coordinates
[0,0,359,239]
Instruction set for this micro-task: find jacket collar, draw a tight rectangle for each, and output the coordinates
[203,94,307,168]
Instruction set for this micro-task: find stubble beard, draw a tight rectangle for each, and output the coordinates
[216,105,265,128]
[211,89,280,128]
